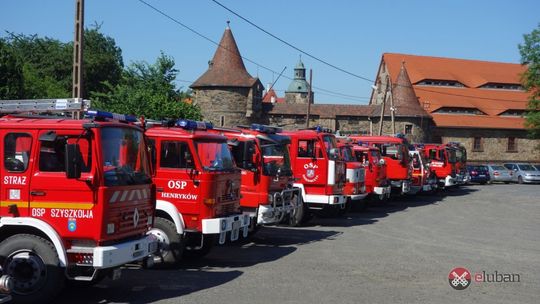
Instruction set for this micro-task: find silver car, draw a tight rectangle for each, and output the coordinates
[486,164,513,183]
[503,163,540,184]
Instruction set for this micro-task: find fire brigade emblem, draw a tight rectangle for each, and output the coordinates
[302,163,319,182]
[68,218,77,232]
[448,267,471,290]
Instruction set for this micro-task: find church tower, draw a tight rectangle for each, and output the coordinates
[285,58,313,104]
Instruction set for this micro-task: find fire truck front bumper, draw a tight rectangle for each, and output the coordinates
[373,186,391,197]
[441,175,456,187]
[257,188,301,225]
[349,193,368,201]
[390,180,411,194]
[90,234,158,269]
[202,214,250,244]
[305,194,346,206]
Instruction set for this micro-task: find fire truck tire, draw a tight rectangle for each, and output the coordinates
[0,234,64,304]
[150,217,184,267]
[288,195,308,227]
[183,235,215,260]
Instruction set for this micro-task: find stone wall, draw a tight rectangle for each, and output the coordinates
[193,87,259,127]
[433,128,540,163]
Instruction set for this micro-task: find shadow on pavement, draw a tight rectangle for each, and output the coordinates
[185,226,341,268]
[57,267,242,304]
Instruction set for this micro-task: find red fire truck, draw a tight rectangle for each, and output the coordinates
[0,99,157,303]
[281,127,346,224]
[409,148,437,194]
[349,135,412,195]
[145,119,249,265]
[351,145,391,201]
[336,139,367,211]
[210,124,300,228]
[446,142,469,184]
[418,143,457,188]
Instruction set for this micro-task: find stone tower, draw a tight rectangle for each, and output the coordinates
[190,25,263,127]
[285,58,313,104]
[371,62,432,143]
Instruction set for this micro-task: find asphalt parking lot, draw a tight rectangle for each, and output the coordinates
[58,184,540,304]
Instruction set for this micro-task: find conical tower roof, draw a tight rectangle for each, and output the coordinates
[372,62,430,117]
[191,25,257,88]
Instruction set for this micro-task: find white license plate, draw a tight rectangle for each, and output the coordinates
[479,175,486,177]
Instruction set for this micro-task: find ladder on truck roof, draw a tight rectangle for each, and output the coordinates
[0,98,90,116]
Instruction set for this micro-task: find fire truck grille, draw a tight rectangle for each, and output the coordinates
[115,205,153,234]
[216,202,237,217]
[220,189,239,203]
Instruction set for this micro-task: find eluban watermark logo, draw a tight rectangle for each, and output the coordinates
[449,267,521,290]
[449,267,471,290]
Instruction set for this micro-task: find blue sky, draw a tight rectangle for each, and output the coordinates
[1,0,538,104]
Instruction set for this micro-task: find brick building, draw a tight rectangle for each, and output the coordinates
[191,27,539,163]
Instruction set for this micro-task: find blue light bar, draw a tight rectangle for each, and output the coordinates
[250,123,282,134]
[176,119,213,130]
[86,110,138,122]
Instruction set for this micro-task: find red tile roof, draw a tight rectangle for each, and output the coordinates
[382,53,530,130]
[262,87,285,103]
[191,27,258,88]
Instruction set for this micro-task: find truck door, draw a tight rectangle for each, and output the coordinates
[153,139,201,227]
[0,131,35,217]
[28,130,96,238]
[296,138,326,187]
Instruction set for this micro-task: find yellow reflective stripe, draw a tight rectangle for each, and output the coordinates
[0,201,27,208]
[0,201,94,210]
[30,202,94,210]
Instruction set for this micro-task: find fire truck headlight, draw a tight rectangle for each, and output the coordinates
[107,223,115,234]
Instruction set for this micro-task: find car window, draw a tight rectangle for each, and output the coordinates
[518,164,534,171]
[491,165,506,170]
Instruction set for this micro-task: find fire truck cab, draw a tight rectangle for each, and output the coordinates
[145,119,249,265]
[281,127,346,223]
[409,148,437,194]
[349,135,412,195]
[418,143,457,188]
[351,145,391,201]
[447,142,469,184]
[0,99,157,303]
[336,138,368,210]
[210,124,301,228]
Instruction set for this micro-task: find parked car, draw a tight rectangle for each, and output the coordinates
[486,164,513,184]
[503,163,540,184]
[532,164,540,171]
[466,165,490,184]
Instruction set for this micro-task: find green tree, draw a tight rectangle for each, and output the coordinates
[92,52,201,120]
[519,23,540,139]
[2,27,123,99]
[0,38,24,99]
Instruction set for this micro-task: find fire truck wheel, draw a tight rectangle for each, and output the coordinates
[0,234,64,304]
[149,217,184,267]
[288,195,308,227]
[183,235,215,260]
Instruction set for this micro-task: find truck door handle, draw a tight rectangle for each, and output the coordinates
[156,187,164,192]
[30,191,46,196]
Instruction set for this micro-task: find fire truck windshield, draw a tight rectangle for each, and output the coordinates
[322,135,337,155]
[101,127,151,186]
[447,148,457,163]
[339,146,355,162]
[195,141,235,172]
[259,139,292,176]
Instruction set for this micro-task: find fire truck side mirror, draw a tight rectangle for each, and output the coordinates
[328,148,339,160]
[65,143,82,179]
